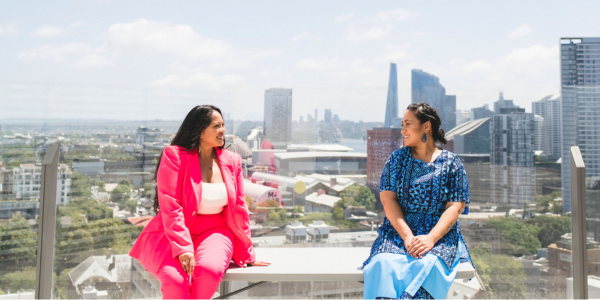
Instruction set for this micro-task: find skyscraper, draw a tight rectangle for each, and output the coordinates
[532,94,562,159]
[561,37,600,213]
[490,110,536,208]
[264,88,293,150]
[384,63,401,128]
[493,92,518,114]
[324,109,333,124]
[534,115,544,152]
[367,128,403,203]
[411,69,456,131]
[471,104,493,120]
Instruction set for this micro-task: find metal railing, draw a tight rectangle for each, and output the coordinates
[570,146,588,299]
[34,143,59,299]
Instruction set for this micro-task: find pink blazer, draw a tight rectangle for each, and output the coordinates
[129,145,256,275]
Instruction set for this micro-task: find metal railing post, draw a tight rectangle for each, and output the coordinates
[35,143,60,299]
[570,146,588,299]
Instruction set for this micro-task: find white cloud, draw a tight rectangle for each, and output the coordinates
[508,24,534,38]
[18,43,91,62]
[32,25,65,37]
[346,25,392,42]
[292,31,311,42]
[376,9,413,22]
[0,24,19,36]
[335,13,355,23]
[73,54,116,68]
[151,72,243,90]
[297,58,345,71]
[106,19,231,61]
[459,44,557,75]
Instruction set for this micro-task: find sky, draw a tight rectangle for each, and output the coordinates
[1,0,599,122]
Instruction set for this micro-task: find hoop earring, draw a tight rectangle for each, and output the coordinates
[422,134,427,143]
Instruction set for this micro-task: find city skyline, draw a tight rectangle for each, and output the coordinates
[2,1,598,122]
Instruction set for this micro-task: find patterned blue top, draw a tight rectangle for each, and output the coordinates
[363,147,474,271]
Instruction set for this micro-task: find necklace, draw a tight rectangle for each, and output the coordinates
[199,154,213,171]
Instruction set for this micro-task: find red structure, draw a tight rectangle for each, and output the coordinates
[367,128,404,204]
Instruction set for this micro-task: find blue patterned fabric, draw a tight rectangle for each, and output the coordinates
[362,147,474,271]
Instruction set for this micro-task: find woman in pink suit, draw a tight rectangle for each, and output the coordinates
[129,105,270,299]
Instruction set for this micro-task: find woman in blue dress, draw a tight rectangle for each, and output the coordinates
[362,103,474,299]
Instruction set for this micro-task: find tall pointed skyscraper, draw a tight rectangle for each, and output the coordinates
[384,63,401,128]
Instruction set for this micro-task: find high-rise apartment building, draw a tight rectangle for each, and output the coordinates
[532,94,562,159]
[561,37,600,213]
[384,63,402,128]
[534,115,544,153]
[324,109,333,124]
[490,111,536,208]
[11,163,72,205]
[411,69,456,131]
[471,104,493,121]
[264,88,293,150]
[493,92,518,114]
[366,128,403,202]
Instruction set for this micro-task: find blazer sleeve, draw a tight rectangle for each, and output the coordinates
[233,153,256,264]
[157,146,194,258]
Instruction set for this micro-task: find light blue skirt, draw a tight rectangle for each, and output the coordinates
[362,247,462,299]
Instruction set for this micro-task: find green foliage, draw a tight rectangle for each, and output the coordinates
[58,198,113,221]
[333,207,344,220]
[0,213,37,270]
[470,247,527,298]
[100,146,135,162]
[119,179,132,187]
[485,217,541,255]
[70,171,93,199]
[338,185,376,211]
[267,211,280,221]
[293,206,304,213]
[126,199,137,214]
[552,201,563,214]
[278,208,287,221]
[525,216,571,248]
[1,267,40,293]
[110,184,131,202]
[56,268,73,299]
[534,195,553,214]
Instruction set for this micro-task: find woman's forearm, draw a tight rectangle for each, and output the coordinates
[380,191,413,241]
[428,202,465,242]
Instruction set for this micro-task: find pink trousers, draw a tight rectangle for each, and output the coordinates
[155,211,235,299]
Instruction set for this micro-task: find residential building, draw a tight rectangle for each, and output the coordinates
[534,115,545,153]
[324,109,333,124]
[366,128,403,201]
[471,104,493,120]
[493,92,518,114]
[560,37,600,213]
[11,163,72,205]
[532,94,562,159]
[490,111,536,208]
[264,88,293,149]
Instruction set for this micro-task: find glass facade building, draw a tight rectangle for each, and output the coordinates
[263,88,293,150]
[411,69,456,131]
[561,37,600,213]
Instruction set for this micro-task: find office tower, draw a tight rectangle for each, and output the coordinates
[333,114,339,123]
[534,115,545,152]
[324,109,333,124]
[315,109,319,124]
[444,117,490,154]
[264,88,293,150]
[366,128,404,202]
[299,116,304,123]
[384,63,402,128]
[471,104,493,120]
[411,69,456,131]
[561,37,600,213]
[490,111,536,208]
[532,94,562,159]
[455,110,471,126]
[493,92,518,114]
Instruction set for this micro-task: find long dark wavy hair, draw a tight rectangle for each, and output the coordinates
[152,105,226,213]
[406,102,448,144]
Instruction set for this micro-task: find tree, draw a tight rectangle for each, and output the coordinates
[2,267,40,293]
[277,208,287,221]
[56,268,73,299]
[119,179,132,187]
[535,217,571,247]
[485,217,541,255]
[552,201,563,214]
[126,199,137,214]
[70,171,93,199]
[339,186,377,211]
[333,207,345,220]
[534,195,553,214]
[110,184,131,202]
[97,180,106,192]
[0,213,37,270]
[471,245,527,298]
[268,211,280,222]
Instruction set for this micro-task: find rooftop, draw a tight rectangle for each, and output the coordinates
[275,151,367,160]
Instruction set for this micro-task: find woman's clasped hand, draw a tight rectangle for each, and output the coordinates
[405,234,436,259]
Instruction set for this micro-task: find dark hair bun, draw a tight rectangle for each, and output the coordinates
[406,102,447,144]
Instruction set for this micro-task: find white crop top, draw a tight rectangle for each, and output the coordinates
[198,182,228,214]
